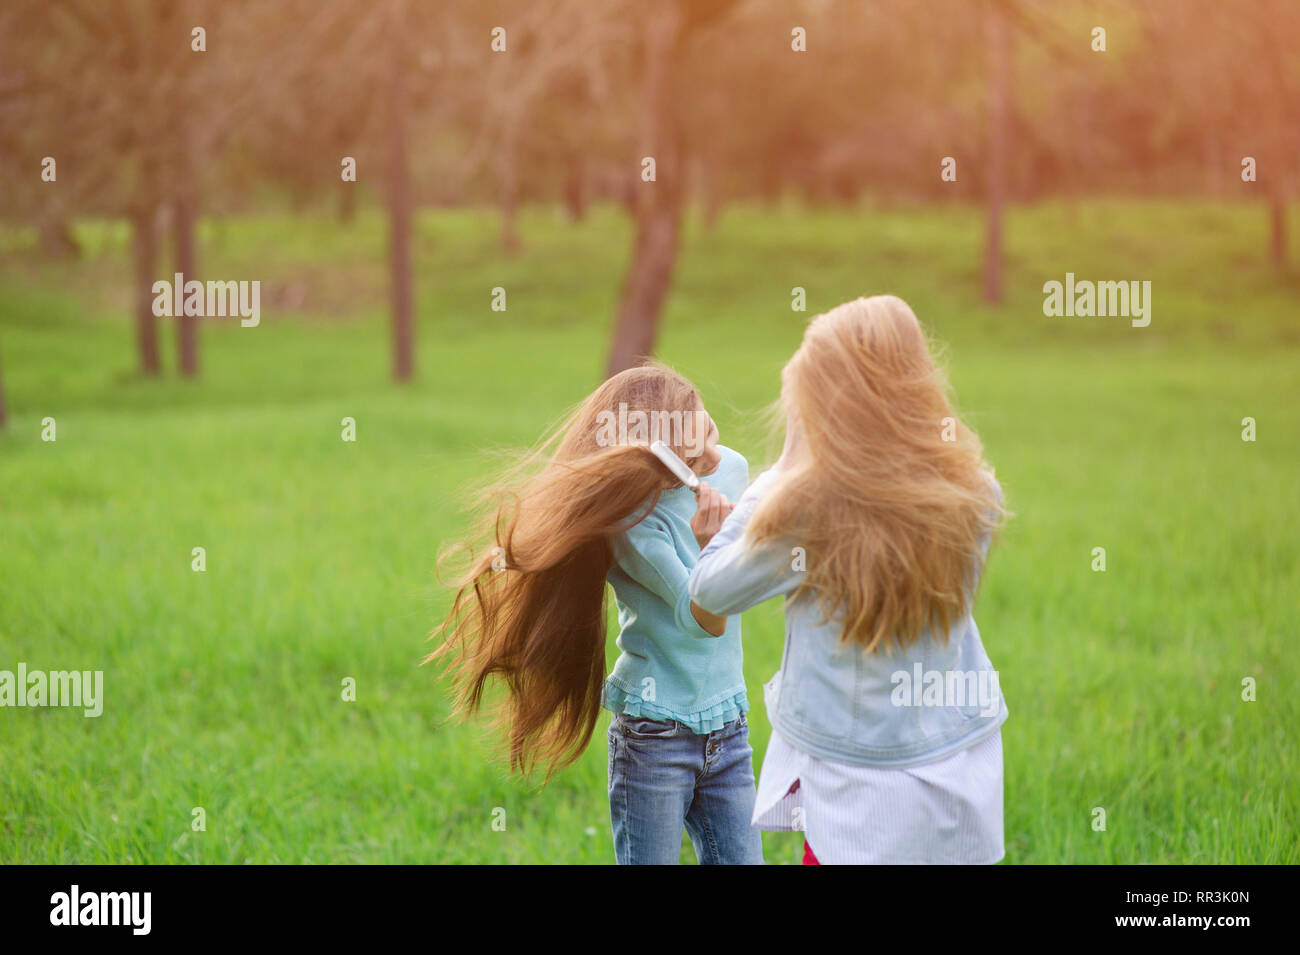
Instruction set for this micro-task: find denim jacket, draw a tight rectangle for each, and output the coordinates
[688,468,1007,768]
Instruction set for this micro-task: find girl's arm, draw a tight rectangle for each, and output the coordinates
[615,515,728,639]
[689,469,803,616]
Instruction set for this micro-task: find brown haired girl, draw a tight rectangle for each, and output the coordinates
[431,364,764,864]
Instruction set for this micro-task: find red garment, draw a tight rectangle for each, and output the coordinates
[802,840,820,865]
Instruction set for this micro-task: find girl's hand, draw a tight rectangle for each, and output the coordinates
[691,484,733,549]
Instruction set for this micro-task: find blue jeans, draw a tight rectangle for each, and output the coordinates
[607,711,765,865]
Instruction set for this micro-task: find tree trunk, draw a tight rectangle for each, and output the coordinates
[606,2,686,377]
[37,216,81,259]
[174,186,199,377]
[1271,192,1287,269]
[564,153,587,222]
[498,124,522,256]
[700,156,723,230]
[387,1,414,382]
[1203,133,1224,197]
[983,1,1010,305]
[132,205,161,376]
[339,181,357,223]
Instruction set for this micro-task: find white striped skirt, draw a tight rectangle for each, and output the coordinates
[752,728,1005,864]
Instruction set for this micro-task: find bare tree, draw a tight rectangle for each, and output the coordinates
[1135,0,1300,269]
[174,138,201,377]
[0,343,7,430]
[131,196,162,376]
[983,0,1010,305]
[606,4,685,375]
[606,0,740,377]
[0,0,295,376]
[386,0,415,381]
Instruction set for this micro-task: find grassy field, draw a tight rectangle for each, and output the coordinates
[0,199,1296,863]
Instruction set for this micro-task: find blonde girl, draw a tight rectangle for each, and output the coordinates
[689,295,1007,864]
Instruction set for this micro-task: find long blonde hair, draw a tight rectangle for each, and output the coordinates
[748,295,1004,652]
[428,365,707,779]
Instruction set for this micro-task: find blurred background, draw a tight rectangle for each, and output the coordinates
[0,0,1296,863]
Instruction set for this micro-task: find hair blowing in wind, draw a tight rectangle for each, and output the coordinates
[749,295,1005,653]
[427,366,705,779]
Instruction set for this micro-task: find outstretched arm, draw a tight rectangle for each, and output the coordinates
[689,469,802,616]
[616,493,733,639]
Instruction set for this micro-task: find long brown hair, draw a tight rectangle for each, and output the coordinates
[428,365,707,779]
[749,295,1005,653]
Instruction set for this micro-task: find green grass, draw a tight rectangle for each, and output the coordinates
[0,199,1296,863]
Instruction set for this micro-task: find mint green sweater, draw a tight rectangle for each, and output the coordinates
[601,445,750,733]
